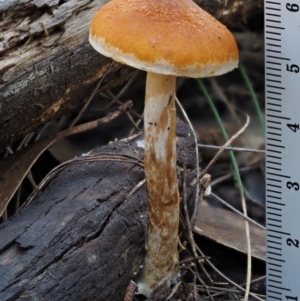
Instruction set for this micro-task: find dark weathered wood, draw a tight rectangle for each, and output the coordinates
[0,0,135,148]
[0,0,262,148]
[0,101,133,217]
[194,0,263,27]
[0,120,197,301]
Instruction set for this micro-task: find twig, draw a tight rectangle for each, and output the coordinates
[176,96,200,226]
[195,245,264,301]
[106,90,143,119]
[241,194,252,301]
[125,179,146,200]
[189,115,250,198]
[128,113,144,136]
[210,192,265,230]
[210,165,261,187]
[59,101,133,136]
[199,115,250,180]
[105,90,142,131]
[181,164,213,300]
[101,70,138,110]
[209,78,241,127]
[69,61,114,129]
[124,281,138,301]
[0,101,132,218]
[198,81,253,301]
[24,152,143,206]
[201,275,266,299]
[179,256,210,266]
[198,143,265,153]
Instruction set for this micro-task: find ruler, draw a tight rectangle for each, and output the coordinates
[265,0,300,300]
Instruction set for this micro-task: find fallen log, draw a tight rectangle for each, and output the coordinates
[0,120,198,301]
[0,0,135,149]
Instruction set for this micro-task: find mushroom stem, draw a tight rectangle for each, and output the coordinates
[138,72,180,296]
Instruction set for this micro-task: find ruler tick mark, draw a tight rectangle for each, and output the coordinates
[267,196,282,200]
[269,262,282,267]
[268,291,282,296]
[268,247,282,253]
[266,73,281,77]
[266,55,290,61]
[268,181,281,188]
[267,296,281,300]
[266,20,281,23]
[266,25,285,30]
[267,137,282,142]
[269,229,290,235]
[268,258,285,263]
[267,200,284,206]
[267,79,282,84]
[267,234,282,239]
[266,150,282,154]
[266,49,282,54]
[269,270,282,275]
[266,12,281,15]
[266,144,284,149]
[267,183,281,188]
[269,279,282,284]
[266,177,281,181]
[267,131,282,135]
[267,114,290,120]
[266,36,281,41]
[267,91,282,95]
[267,223,282,228]
[266,67,281,71]
[268,259,285,264]
[266,173,289,178]
[267,97,281,101]
[267,213,282,217]
[266,31,282,35]
[267,190,282,194]
[266,104,282,108]
[267,207,282,212]
[266,7,281,11]
[266,85,285,89]
[267,250,282,253]
[267,240,282,245]
[267,123,282,127]
[268,285,290,291]
[267,64,281,68]
[268,218,282,222]
[267,126,281,130]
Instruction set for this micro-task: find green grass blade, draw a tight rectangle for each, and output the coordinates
[239,65,265,137]
[197,80,244,197]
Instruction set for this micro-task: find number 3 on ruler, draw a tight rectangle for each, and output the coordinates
[286,181,300,190]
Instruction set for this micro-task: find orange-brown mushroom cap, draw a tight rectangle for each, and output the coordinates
[89,0,238,78]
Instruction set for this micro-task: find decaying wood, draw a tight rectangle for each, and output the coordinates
[0,120,198,301]
[0,101,133,217]
[0,0,134,148]
[194,0,263,26]
[0,0,262,148]
[194,200,266,261]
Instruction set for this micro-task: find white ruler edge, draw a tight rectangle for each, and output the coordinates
[265,1,300,300]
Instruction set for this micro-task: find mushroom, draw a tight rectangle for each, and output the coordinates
[89,0,238,296]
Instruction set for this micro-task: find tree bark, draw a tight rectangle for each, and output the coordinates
[0,0,262,148]
[0,0,135,148]
[0,120,197,301]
